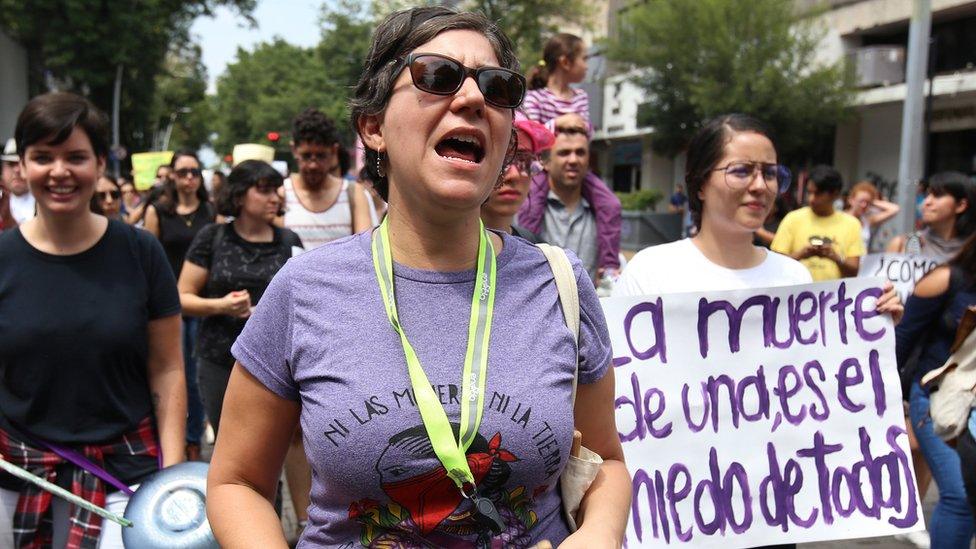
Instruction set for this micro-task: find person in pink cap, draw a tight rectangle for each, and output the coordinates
[481,115,553,241]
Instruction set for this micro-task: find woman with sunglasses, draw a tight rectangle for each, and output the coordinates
[144,150,214,461]
[208,7,629,548]
[91,174,123,220]
[480,114,553,242]
[177,160,301,436]
[0,92,185,548]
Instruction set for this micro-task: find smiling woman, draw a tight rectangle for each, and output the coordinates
[0,92,186,548]
[206,6,630,549]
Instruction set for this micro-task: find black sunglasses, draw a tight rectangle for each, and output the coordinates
[396,52,526,109]
[174,167,202,178]
[96,190,121,201]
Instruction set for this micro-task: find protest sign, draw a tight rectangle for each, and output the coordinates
[130,151,173,190]
[605,277,922,547]
[858,253,939,301]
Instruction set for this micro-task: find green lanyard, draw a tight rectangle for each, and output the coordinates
[371,217,497,493]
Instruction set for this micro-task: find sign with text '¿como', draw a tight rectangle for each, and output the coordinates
[605,277,922,547]
[858,253,940,302]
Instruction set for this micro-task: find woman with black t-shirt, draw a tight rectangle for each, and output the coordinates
[178,160,302,434]
[144,150,213,461]
[0,93,186,548]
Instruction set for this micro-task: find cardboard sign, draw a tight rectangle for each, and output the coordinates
[605,278,922,547]
[858,253,940,302]
[130,151,173,191]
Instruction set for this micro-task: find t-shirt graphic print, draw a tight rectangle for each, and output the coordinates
[232,231,612,548]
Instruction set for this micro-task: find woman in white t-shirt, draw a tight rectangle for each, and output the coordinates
[614,114,904,548]
[614,113,903,312]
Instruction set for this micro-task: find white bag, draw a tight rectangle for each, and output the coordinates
[921,306,976,441]
[538,244,603,532]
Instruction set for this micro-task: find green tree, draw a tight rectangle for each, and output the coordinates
[462,0,597,68]
[607,0,852,162]
[0,0,254,152]
[212,0,374,155]
[212,40,335,154]
[151,41,213,151]
[369,0,598,71]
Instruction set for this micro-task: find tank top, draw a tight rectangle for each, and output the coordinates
[282,177,352,250]
[156,201,215,277]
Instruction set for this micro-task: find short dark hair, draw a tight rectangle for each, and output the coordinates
[807,165,843,194]
[292,108,339,147]
[350,6,520,202]
[15,92,109,160]
[685,113,776,229]
[217,159,283,217]
[927,171,976,240]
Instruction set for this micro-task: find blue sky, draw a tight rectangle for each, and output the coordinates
[191,0,323,93]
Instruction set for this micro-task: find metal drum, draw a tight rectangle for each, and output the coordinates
[122,461,218,548]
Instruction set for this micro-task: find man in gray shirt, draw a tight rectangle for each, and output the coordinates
[538,122,599,279]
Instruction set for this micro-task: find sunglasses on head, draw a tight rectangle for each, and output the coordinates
[174,167,202,178]
[396,52,526,109]
[96,190,121,201]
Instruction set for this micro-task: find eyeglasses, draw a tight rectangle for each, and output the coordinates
[296,152,331,163]
[96,190,121,201]
[712,162,791,194]
[396,53,526,109]
[511,151,542,176]
[174,167,202,179]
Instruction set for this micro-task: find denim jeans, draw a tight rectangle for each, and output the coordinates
[909,382,975,548]
[958,428,976,522]
[183,317,205,445]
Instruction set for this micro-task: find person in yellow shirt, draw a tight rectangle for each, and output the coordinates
[771,165,864,280]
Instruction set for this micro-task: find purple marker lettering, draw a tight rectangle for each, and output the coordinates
[796,431,844,525]
[868,349,887,416]
[682,383,710,433]
[854,287,885,342]
[697,295,770,358]
[792,291,819,344]
[723,461,753,534]
[667,464,694,542]
[836,357,866,413]
[765,296,795,349]
[625,299,668,363]
[631,468,663,541]
[735,365,771,422]
[616,373,645,442]
[774,365,807,425]
[802,360,830,421]
[707,374,739,431]
[886,425,920,528]
[817,290,835,347]
[830,282,854,345]
[644,386,673,439]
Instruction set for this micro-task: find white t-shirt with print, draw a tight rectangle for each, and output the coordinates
[613,238,812,297]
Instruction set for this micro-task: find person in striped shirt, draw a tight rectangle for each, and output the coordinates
[520,34,622,280]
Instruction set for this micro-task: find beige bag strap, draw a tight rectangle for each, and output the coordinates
[538,244,581,404]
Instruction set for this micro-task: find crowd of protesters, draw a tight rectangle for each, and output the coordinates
[0,5,975,549]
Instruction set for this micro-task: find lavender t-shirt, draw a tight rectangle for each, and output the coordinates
[232,230,612,548]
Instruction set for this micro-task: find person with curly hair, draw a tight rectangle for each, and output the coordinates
[281,108,372,251]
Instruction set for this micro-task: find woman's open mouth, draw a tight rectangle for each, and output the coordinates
[435,132,485,165]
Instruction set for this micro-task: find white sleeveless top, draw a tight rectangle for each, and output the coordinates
[283,178,352,250]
